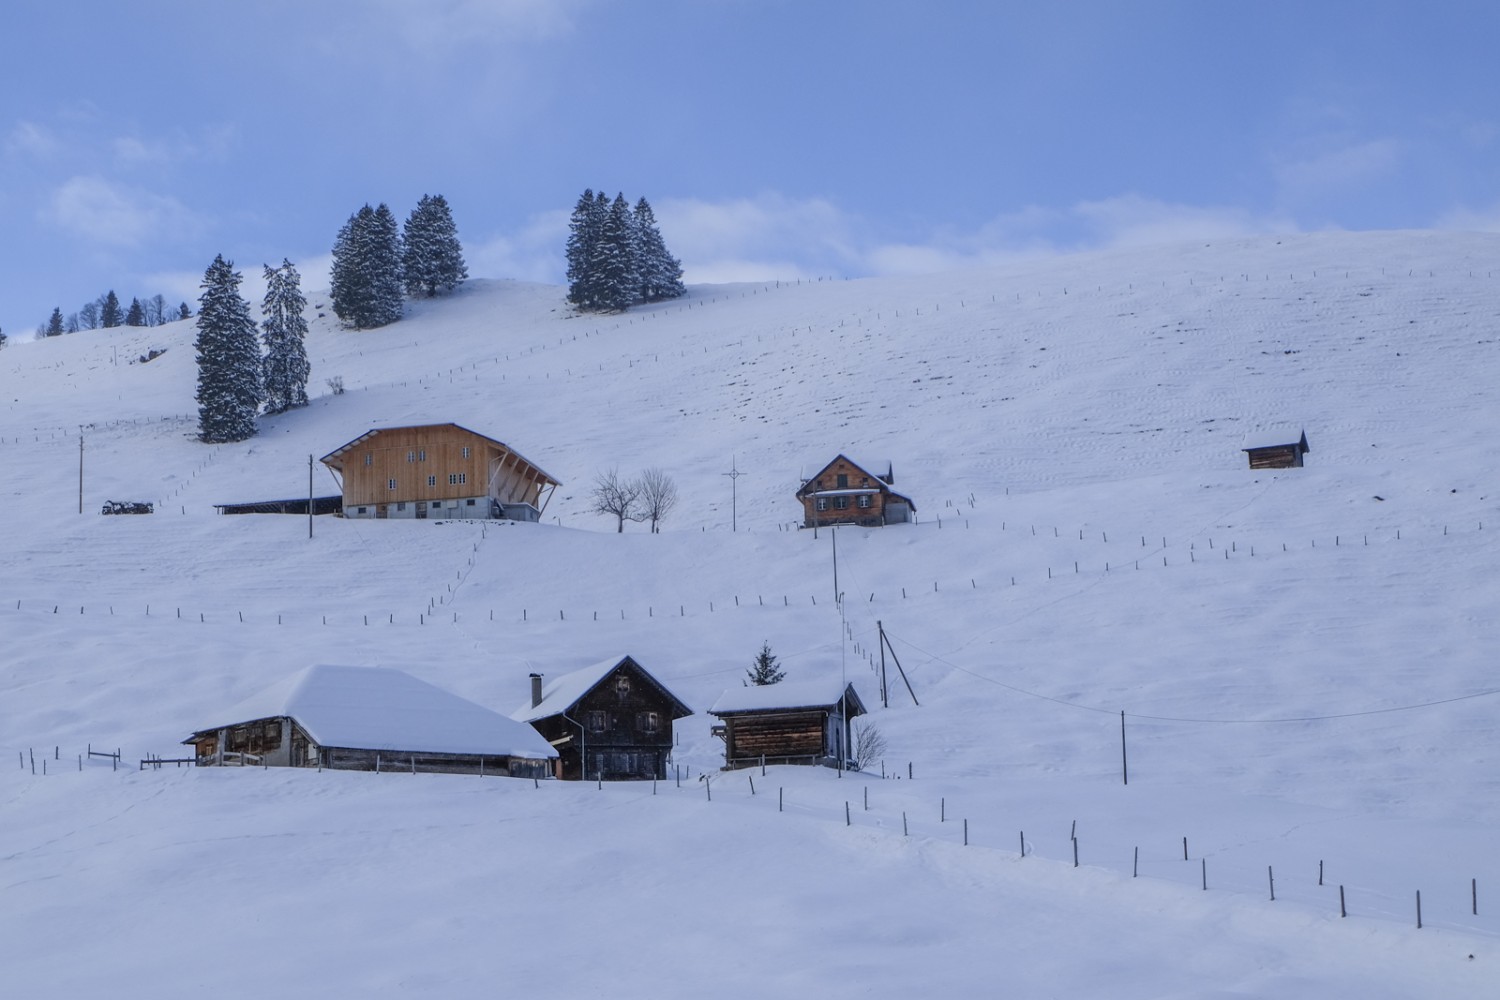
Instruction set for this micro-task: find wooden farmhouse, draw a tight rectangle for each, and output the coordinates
[796,455,915,528]
[182,664,558,778]
[320,423,560,521]
[513,656,693,781]
[709,679,867,770]
[1242,428,1310,469]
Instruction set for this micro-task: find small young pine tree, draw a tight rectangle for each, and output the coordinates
[260,259,311,414]
[100,290,124,328]
[125,297,147,327]
[745,641,785,686]
[45,308,65,337]
[194,255,262,443]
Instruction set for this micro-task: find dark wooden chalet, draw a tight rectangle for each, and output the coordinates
[709,679,867,770]
[796,455,915,528]
[1242,428,1309,469]
[182,664,557,778]
[513,656,693,781]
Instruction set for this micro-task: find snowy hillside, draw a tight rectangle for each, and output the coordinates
[3,230,1498,998]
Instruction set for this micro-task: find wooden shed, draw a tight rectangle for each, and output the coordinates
[182,664,558,778]
[1242,428,1309,469]
[796,455,915,528]
[320,422,560,521]
[513,656,693,781]
[709,679,867,770]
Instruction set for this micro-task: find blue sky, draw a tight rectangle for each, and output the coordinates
[3,0,1499,338]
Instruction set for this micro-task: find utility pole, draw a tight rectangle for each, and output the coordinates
[308,455,314,539]
[832,526,838,605]
[78,430,84,514]
[722,456,745,532]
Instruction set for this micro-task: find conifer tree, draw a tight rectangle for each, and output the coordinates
[194,255,262,443]
[100,290,124,328]
[178,302,191,321]
[590,193,639,312]
[565,188,604,309]
[633,197,685,302]
[401,194,468,297]
[125,297,146,327]
[745,642,785,686]
[260,259,311,415]
[331,203,403,328]
[45,308,65,337]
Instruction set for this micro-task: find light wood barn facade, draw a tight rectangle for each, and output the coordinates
[709,680,867,769]
[320,423,559,521]
[796,455,915,528]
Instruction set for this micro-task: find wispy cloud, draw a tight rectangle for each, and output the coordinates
[112,125,237,168]
[49,176,206,249]
[4,120,61,159]
[1272,138,1401,198]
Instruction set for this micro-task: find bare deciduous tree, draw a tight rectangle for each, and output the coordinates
[590,467,640,532]
[634,467,678,533]
[852,721,888,771]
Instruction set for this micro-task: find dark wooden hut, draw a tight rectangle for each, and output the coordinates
[1242,428,1310,469]
[513,656,693,781]
[709,679,867,769]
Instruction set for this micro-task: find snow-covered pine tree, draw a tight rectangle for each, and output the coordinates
[632,197,685,303]
[125,297,146,327]
[401,194,468,297]
[565,188,601,309]
[194,255,262,443]
[100,291,124,328]
[590,193,639,312]
[260,259,311,415]
[745,641,785,686]
[330,203,404,329]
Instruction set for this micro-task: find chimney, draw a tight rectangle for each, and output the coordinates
[529,673,544,708]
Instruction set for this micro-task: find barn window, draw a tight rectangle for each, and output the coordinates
[364,453,372,466]
[587,711,607,733]
[857,495,872,509]
[388,479,397,490]
[396,502,406,511]
[407,451,416,462]
[418,450,426,461]
[637,711,660,734]
[448,473,467,485]
[356,506,367,514]
[427,476,436,487]
[466,499,476,506]
[833,496,849,510]
[462,446,471,458]
[816,498,829,511]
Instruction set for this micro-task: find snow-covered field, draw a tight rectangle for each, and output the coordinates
[2,230,1497,997]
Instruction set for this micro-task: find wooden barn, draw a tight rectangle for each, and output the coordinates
[1242,428,1310,469]
[320,423,560,521]
[182,664,558,777]
[709,679,867,770]
[513,656,693,781]
[796,455,915,528]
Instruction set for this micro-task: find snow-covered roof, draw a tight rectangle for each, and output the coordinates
[709,678,866,716]
[189,664,558,759]
[1241,427,1308,452]
[512,655,692,723]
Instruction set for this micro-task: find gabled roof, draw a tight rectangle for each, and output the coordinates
[709,679,867,718]
[319,422,560,486]
[512,655,693,723]
[797,454,914,508]
[1241,427,1309,453]
[186,664,558,759]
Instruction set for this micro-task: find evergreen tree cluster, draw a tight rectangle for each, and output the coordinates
[330,194,468,329]
[38,289,190,338]
[566,189,684,313]
[193,255,312,442]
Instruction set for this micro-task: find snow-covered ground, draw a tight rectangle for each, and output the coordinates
[3,230,1498,997]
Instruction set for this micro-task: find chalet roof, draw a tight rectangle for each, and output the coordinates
[186,664,558,759]
[512,655,693,723]
[1241,427,1309,453]
[319,422,560,486]
[709,679,867,718]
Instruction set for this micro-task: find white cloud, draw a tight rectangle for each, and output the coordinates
[656,194,863,283]
[112,125,236,168]
[4,120,61,159]
[329,0,585,60]
[1433,201,1500,233]
[465,210,570,284]
[1271,138,1401,198]
[49,176,206,249]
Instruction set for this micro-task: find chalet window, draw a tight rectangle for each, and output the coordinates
[860,478,869,487]
[637,711,660,734]
[836,474,848,488]
[857,495,872,509]
[388,479,398,490]
[427,476,437,487]
[833,496,849,510]
[587,710,607,733]
[364,453,372,466]
[448,473,467,485]
[615,674,631,698]
[816,498,829,511]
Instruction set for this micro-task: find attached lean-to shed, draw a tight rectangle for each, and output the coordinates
[709,679,867,770]
[513,655,693,781]
[183,664,558,778]
[1242,428,1310,469]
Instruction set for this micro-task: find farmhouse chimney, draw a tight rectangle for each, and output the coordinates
[530,673,543,708]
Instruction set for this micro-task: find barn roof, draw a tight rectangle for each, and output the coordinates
[1241,427,1309,453]
[512,655,693,723]
[319,422,560,486]
[709,679,867,717]
[187,665,558,759]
